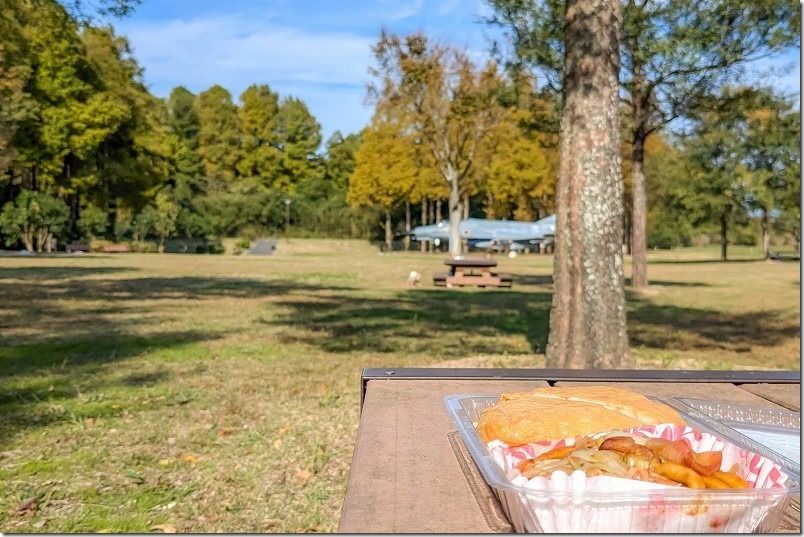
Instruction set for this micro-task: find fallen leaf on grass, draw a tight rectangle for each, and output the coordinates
[278,426,291,435]
[97,529,111,533]
[217,427,238,438]
[273,439,283,449]
[15,498,37,514]
[150,523,177,533]
[158,458,174,466]
[181,454,199,465]
[295,469,312,482]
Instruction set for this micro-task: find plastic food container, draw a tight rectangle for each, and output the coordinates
[444,395,800,533]
[663,397,800,476]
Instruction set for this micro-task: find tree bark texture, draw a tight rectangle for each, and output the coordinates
[447,169,463,257]
[546,0,631,369]
[720,214,728,261]
[630,135,648,287]
[384,209,393,251]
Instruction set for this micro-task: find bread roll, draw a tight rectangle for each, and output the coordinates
[477,386,685,446]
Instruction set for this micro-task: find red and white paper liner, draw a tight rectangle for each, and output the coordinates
[488,423,788,489]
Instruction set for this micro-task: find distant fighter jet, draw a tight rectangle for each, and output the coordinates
[406,214,555,252]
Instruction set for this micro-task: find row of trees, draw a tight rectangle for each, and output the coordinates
[346,29,799,262]
[0,0,376,252]
[0,0,798,265]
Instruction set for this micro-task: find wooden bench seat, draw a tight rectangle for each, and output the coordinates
[433,272,449,286]
[491,272,513,287]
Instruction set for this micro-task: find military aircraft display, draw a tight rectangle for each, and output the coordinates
[405,214,556,252]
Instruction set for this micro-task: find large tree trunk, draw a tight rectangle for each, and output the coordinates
[546,0,631,369]
[720,214,728,261]
[630,134,648,288]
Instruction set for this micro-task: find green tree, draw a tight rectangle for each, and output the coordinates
[369,31,505,256]
[152,190,179,252]
[79,27,170,236]
[0,190,69,252]
[323,131,361,190]
[737,89,800,258]
[168,86,200,149]
[672,90,756,261]
[195,85,241,180]
[486,0,800,287]
[269,97,323,190]
[0,2,33,178]
[237,84,280,183]
[76,203,108,240]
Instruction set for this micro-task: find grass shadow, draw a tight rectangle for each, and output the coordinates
[0,266,135,280]
[0,330,216,443]
[649,258,768,265]
[624,279,709,288]
[628,300,801,352]
[263,288,554,357]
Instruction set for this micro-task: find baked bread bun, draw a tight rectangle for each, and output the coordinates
[477,386,685,446]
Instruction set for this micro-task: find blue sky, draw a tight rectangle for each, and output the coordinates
[113,1,800,144]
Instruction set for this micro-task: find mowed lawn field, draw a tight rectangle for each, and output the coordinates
[0,240,800,532]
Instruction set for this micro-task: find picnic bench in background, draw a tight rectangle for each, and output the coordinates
[66,244,90,253]
[102,243,130,253]
[434,258,512,288]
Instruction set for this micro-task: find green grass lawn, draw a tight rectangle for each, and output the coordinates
[0,240,799,532]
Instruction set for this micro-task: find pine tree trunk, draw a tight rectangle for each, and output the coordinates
[421,198,428,253]
[385,209,393,251]
[546,0,630,369]
[404,201,411,251]
[448,169,463,257]
[720,214,728,261]
[761,211,770,259]
[630,135,648,288]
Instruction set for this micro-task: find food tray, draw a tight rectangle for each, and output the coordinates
[444,394,800,533]
[663,398,800,476]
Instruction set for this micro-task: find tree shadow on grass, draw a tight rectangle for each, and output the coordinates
[649,258,769,265]
[0,266,136,281]
[0,330,216,445]
[260,285,798,368]
[0,271,357,443]
[624,279,709,288]
[627,300,801,353]
[264,288,555,357]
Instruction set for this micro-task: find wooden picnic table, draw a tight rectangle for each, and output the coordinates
[435,257,512,288]
[339,368,800,534]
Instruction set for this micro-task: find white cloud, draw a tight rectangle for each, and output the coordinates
[116,14,376,139]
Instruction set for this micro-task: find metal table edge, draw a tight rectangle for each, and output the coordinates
[359,367,801,409]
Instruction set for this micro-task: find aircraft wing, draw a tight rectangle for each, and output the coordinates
[408,215,555,247]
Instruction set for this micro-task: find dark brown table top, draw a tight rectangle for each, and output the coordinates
[444,257,498,267]
[339,369,800,534]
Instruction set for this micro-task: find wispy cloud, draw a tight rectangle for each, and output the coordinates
[114,2,501,140]
[117,14,377,138]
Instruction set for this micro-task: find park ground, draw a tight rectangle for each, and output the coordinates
[0,240,800,532]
